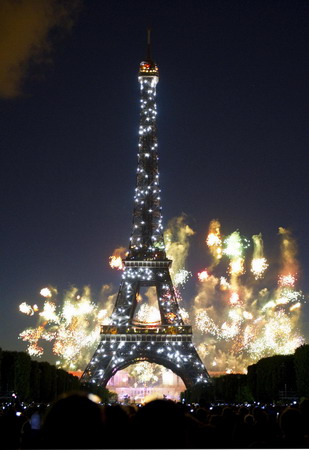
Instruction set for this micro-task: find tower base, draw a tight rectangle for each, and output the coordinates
[81,326,211,389]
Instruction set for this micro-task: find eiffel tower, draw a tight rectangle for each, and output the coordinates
[81,32,210,389]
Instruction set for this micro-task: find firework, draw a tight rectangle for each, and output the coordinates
[18,285,115,370]
[229,292,240,305]
[18,215,196,380]
[19,302,35,316]
[221,321,240,340]
[251,234,268,279]
[179,307,190,324]
[223,231,249,259]
[19,326,45,357]
[128,361,160,385]
[18,215,305,380]
[229,257,245,276]
[109,255,124,270]
[195,310,219,336]
[248,310,304,359]
[222,231,250,280]
[278,273,297,287]
[290,302,301,312]
[220,277,231,290]
[198,269,209,282]
[279,227,299,275]
[40,287,52,298]
[135,303,161,324]
[251,258,268,280]
[109,246,127,270]
[206,220,222,264]
[164,215,194,283]
[39,301,59,323]
[243,311,253,320]
[193,220,304,373]
[174,268,192,287]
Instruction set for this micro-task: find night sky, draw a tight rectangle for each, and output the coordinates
[1,0,309,361]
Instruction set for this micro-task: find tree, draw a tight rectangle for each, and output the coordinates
[15,351,31,400]
[39,361,57,403]
[247,363,257,400]
[30,360,42,402]
[56,369,80,396]
[214,374,251,403]
[294,345,309,398]
[0,351,31,400]
[181,382,215,403]
[250,354,295,402]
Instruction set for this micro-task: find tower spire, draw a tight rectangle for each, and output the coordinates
[147,27,151,61]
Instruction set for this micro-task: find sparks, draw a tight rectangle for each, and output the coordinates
[135,303,161,324]
[251,257,269,280]
[193,219,304,374]
[206,220,222,263]
[278,273,297,287]
[229,292,240,305]
[109,255,125,271]
[197,269,209,282]
[223,231,246,259]
[229,257,245,276]
[18,285,112,370]
[40,287,53,298]
[19,302,35,316]
[174,268,192,287]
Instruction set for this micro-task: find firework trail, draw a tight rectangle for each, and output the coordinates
[251,233,269,280]
[279,227,299,275]
[206,219,222,267]
[222,230,250,282]
[164,214,194,286]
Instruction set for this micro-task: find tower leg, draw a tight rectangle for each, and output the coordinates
[81,332,210,389]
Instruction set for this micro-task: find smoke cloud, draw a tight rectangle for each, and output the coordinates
[278,227,299,275]
[164,214,195,278]
[0,0,81,98]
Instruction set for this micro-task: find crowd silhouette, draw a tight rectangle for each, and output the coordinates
[1,391,309,449]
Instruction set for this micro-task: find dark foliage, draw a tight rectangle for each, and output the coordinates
[214,374,251,403]
[248,354,296,402]
[294,345,309,398]
[0,350,80,402]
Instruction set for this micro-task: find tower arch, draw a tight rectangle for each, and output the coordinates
[85,342,202,389]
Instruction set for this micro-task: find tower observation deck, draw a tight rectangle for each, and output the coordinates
[81,33,211,389]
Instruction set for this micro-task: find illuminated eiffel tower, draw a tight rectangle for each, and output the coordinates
[81,32,210,389]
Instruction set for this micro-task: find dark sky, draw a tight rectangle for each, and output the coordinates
[1,0,309,358]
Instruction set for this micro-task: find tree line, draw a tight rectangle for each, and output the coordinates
[185,344,309,404]
[0,348,112,403]
[2,345,309,404]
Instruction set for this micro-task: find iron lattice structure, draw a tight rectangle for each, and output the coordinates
[81,40,210,389]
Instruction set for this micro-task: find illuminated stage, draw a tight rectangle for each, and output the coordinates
[106,367,186,403]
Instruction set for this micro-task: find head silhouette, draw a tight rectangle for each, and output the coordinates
[41,391,104,449]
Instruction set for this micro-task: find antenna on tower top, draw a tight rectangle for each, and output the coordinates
[147,27,152,61]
